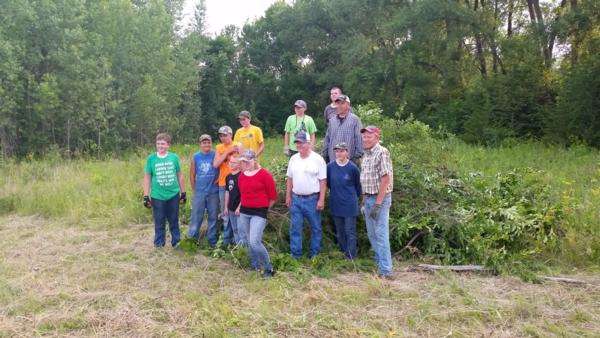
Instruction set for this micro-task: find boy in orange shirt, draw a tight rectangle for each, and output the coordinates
[213,125,241,246]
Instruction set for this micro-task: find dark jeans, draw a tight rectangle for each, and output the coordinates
[152,194,181,247]
[332,216,357,259]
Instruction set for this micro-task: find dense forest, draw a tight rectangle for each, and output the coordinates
[1,0,598,157]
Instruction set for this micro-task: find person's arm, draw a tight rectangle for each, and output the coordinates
[322,127,330,158]
[189,156,196,189]
[256,142,265,158]
[143,173,151,196]
[354,166,362,197]
[265,171,278,208]
[285,177,293,207]
[213,147,229,168]
[375,174,390,205]
[354,118,364,159]
[223,190,230,216]
[310,133,316,147]
[178,171,186,194]
[317,179,326,210]
[283,132,290,153]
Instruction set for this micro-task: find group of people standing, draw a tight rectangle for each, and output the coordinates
[142,87,394,279]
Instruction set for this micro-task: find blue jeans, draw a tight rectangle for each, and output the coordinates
[289,193,322,258]
[219,187,234,245]
[228,213,247,246]
[332,216,357,259]
[239,213,272,271]
[188,191,219,246]
[364,194,393,276]
[152,194,181,247]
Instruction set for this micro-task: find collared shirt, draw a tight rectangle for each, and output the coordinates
[286,151,327,195]
[323,112,363,162]
[360,143,393,194]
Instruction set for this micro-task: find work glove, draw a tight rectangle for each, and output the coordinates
[369,204,382,221]
[179,192,187,204]
[143,195,152,209]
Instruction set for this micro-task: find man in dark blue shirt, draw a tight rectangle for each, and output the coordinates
[326,142,362,259]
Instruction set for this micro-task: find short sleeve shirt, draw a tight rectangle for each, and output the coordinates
[144,152,181,200]
[284,115,317,151]
[234,125,264,156]
[360,143,393,194]
[286,151,327,195]
[215,142,241,187]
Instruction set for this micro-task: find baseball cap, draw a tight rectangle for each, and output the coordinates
[238,110,251,119]
[333,142,348,150]
[294,100,307,108]
[218,125,233,135]
[334,94,351,104]
[360,125,381,135]
[199,134,212,142]
[294,131,309,144]
[239,149,256,161]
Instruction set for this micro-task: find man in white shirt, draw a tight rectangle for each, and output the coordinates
[285,131,327,258]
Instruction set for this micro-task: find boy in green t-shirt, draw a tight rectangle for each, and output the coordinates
[283,99,317,156]
[143,133,187,247]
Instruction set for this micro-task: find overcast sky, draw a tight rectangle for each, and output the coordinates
[181,0,286,35]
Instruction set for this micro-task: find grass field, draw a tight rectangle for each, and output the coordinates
[1,215,599,336]
[1,137,599,335]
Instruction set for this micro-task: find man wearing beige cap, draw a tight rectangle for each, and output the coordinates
[283,99,317,157]
[360,125,394,279]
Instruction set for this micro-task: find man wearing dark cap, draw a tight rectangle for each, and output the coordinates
[360,125,394,279]
[323,86,354,125]
[283,99,317,157]
[326,142,362,259]
[234,110,264,158]
[285,130,327,259]
[323,94,363,164]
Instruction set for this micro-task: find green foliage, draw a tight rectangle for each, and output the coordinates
[353,105,599,271]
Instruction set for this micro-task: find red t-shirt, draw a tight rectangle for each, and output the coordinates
[238,168,278,208]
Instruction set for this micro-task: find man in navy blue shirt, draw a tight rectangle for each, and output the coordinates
[326,142,362,259]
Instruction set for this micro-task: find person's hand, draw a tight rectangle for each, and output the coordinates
[283,147,290,156]
[360,204,365,215]
[235,208,240,216]
[317,199,325,210]
[179,192,187,204]
[223,208,229,216]
[143,195,152,209]
[369,204,382,221]
[285,195,291,208]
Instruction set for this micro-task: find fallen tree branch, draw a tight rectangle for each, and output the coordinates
[409,264,493,274]
[541,276,590,286]
[395,230,428,255]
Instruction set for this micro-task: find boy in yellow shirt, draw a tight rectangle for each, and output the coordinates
[234,111,264,158]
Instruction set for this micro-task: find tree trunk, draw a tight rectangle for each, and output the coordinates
[474,0,488,77]
[507,0,513,38]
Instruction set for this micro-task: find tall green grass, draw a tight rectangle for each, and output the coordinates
[0,131,598,269]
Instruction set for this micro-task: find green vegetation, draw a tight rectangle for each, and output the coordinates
[1,109,598,273]
[1,0,599,158]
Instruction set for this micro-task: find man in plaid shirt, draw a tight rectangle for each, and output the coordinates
[360,125,394,279]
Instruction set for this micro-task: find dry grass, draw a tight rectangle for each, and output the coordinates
[1,215,599,337]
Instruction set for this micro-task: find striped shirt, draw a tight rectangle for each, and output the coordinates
[360,143,393,194]
[323,112,363,162]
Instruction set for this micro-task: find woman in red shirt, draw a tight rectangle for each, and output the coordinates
[238,150,277,278]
